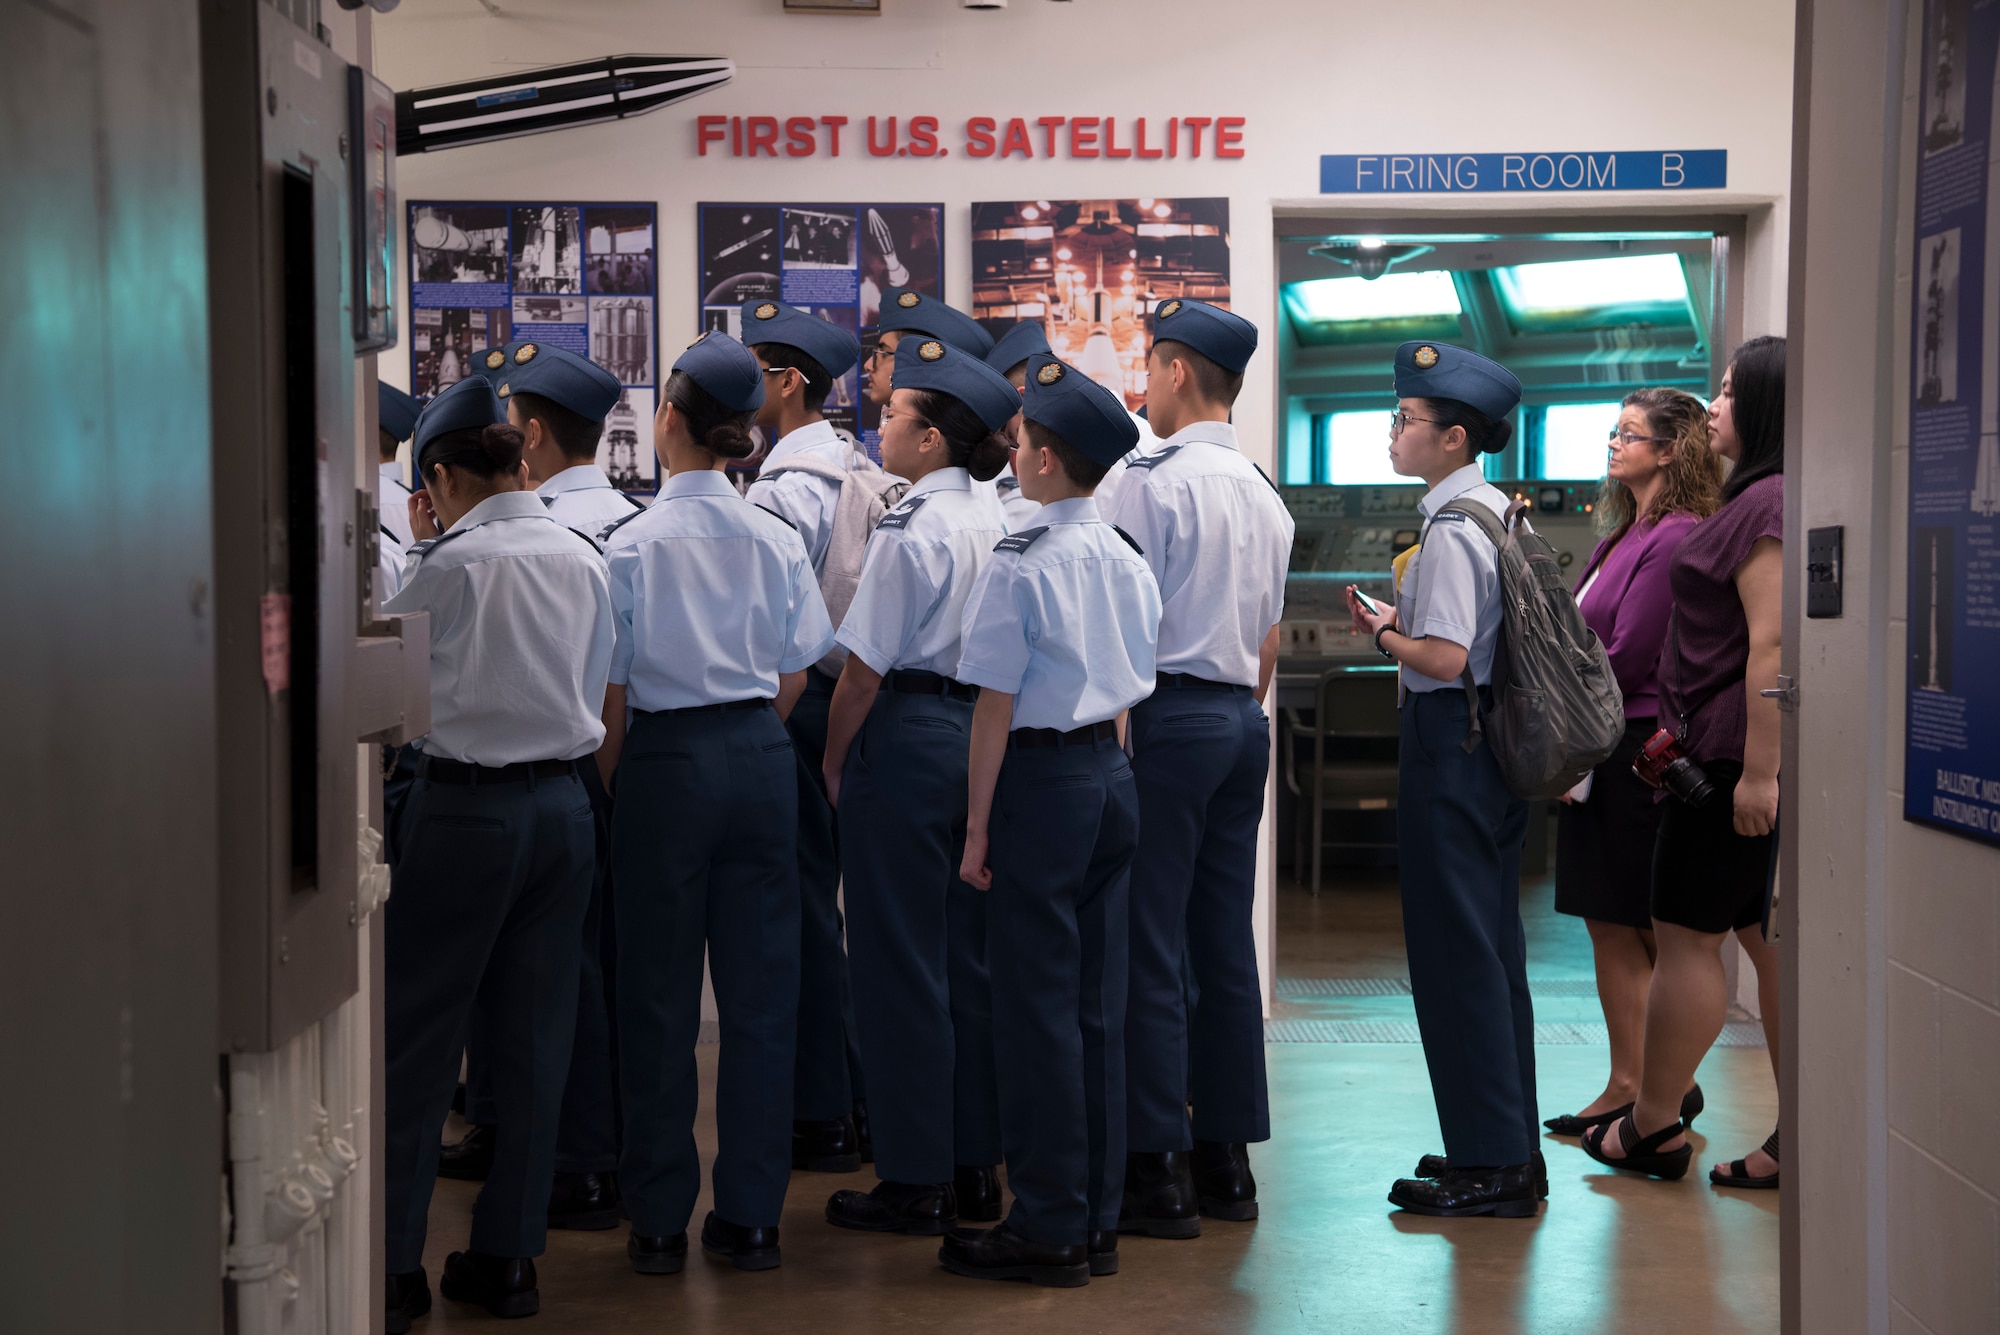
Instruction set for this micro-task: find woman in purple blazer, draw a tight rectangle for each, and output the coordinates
[1545,389,1722,1138]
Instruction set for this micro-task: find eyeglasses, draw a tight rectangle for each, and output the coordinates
[1607,428,1674,446]
[866,344,895,364]
[1388,409,1445,436]
[880,407,935,434]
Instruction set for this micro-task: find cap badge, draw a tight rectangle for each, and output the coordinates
[497,383,512,398]
[918,340,946,362]
[1158,300,1182,319]
[754,302,779,320]
[897,291,921,309]
[687,332,711,348]
[1413,345,1440,369]
[514,343,538,364]
[485,349,506,370]
[1036,361,1065,385]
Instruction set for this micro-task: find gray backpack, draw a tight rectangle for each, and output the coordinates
[1426,498,1625,799]
[758,445,909,673]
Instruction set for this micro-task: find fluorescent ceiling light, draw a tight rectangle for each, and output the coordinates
[1499,253,1686,311]
[1288,270,1462,323]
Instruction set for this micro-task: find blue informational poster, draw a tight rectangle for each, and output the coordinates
[1906,0,2000,847]
[408,200,660,494]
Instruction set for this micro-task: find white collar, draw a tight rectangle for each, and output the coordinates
[1418,464,1489,520]
[447,490,550,533]
[379,460,410,490]
[1159,419,1239,452]
[537,463,614,497]
[1036,496,1101,525]
[906,466,971,499]
[658,468,740,501]
[766,419,843,463]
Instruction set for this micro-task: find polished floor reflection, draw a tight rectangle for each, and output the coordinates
[419,870,1780,1333]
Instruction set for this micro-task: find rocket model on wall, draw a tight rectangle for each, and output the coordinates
[395,55,734,155]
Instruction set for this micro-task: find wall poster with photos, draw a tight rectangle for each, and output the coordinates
[409,200,661,493]
[970,197,1231,410]
[1905,0,2000,848]
[697,202,945,458]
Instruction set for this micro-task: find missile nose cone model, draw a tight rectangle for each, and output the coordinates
[396,54,734,155]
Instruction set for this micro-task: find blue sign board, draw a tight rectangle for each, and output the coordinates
[1319,150,1727,194]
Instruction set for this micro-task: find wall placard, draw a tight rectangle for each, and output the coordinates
[1905,0,2000,847]
[409,200,660,493]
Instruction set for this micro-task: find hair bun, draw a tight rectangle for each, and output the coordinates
[1482,418,1514,455]
[705,420,756,460]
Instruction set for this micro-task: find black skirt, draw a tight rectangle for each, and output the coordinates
[1651,759,1774,934]
[1554,719,1663,930]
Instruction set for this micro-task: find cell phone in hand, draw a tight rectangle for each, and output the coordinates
[1350,589,1385,616]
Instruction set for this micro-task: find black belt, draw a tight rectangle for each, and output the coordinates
[882,669,977,701]
[1156,671,1249,693]
[1009,720,1119,749]
[638,697,771,717]
[417,755,578,786]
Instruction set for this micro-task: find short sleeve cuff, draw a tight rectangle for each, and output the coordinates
[833,624,895,677]
[956,659,1025,696]
[778,631,838,675]
[1406,617,1474,650]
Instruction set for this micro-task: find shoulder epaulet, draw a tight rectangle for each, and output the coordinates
[1110,523,1145,556]
[380,524,399,545]
[994,526,1049,554]
[408,527,471,562]
[1252,462,1281,495]
[623,491,647,510]
[597,507,647,545]
[874,493,930,531]
[541,494,557,508]
[994,475,1021,495]
[1431,510,1468,523]
[566,526,604,555]
[1126,444,1182,472]
[754,502,798,531]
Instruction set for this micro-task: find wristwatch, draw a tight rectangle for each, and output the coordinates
[1374,626,1395,660]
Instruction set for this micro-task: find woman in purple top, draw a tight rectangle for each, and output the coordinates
[1547,389,1721,1140]
[1584,336,1787,1189]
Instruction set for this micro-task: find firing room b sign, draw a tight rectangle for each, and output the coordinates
[1319,150,1727,194]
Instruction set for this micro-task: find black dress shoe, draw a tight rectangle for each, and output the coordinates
[547,1171,621,1230]
[701,1210,781,1271]
[436,1124,495,1182]
[1087,1230,1119,1277]
[1117,1150,1201,1238]
[827,1179,957,1235]
[1415,1149,1548,1200]
[627,1230,688,1275]
[1388,1162,1540,1218]
[1543,1104,1631,1137]
[792,1115,863,1172]
[385,1267,430,1335]
[954,1164,1003,1223]
[439,1250,538,1319]
[1190,1140,1258,1221]
[853,1100,874,1164]
[938,1221,1088,1288]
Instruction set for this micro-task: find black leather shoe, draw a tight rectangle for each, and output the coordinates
[792,1116,863,1172]
[439,1250,538,1319]
[627,1230,688,1275]
[854,1100,875,1164]
[1087,1230,1119,1277]
[938,1221,1088,1288]
[436,1124,495,1182]
[1388,1161,1540,1218]
[547,1171,621,1230]
[1118,1150,1201,1238]
[1190,1140,1258,1221]
[700,1210,781,1271]
[1415,1149,1548,1200]
[954,1164,1003,1223]
[385,1267,430,1335]
[827,1179,957,1235]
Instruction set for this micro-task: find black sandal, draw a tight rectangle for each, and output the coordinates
[1709,1128,1780,1189]
[1543,1103,1630,1137]
[1681,1083,1705,1129]
[1582,1112,1693,1181]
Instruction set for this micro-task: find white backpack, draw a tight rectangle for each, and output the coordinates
[758,445,908,672]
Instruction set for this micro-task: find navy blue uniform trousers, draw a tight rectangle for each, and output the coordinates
[1398,689,1537,1168]
[837,686,1002,1185]
[785,668,865,1121]
[988,732,1138,1246]
[384,763,594,1271]
[615,706,801,1233]
[1124,681,1273,1150]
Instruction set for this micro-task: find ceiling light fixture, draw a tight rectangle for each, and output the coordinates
[1307,239,1436,281]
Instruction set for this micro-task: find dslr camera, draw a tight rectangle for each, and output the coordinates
[1632,728,1716,807]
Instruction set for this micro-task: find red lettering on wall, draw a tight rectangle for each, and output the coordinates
[1037,116,1066,159]
[966,117,997,157]
[1169,117,1179,158]
[731,116,742,156]
[746,116,779,157]
[908,115,940,157]
[1103,116,1131,158]
[867,115,899,156]
[697,115,726,156]
[1069,116,1100,158]
[1000,118,1033,158]
[784,116,816,157]
[1134,117,1163,159]
[1215,116,1245,158]
[1183,116,1212,158]
[819,115,848,155]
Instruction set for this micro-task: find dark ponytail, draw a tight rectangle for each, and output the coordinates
[663,369,757,460]
[420,422,525,486]
[907,388,1012,482]
[1422,397,1512,455]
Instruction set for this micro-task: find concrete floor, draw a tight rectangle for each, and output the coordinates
[418,870,1781,1334]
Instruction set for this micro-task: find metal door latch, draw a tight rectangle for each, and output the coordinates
[1760,675,1800,712]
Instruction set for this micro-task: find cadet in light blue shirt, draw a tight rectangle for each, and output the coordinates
[1345,341,1541,1220]
[945,354,1160,1289]
[597,332,835,1276]
[380,376,614,1327]
[817,337,1014,1238]
[981,321,1052,531]
[497,342,647,539]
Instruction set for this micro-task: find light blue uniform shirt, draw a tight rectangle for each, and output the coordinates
[377,524,405,603]
[380,460,415,549]
[1400,463,1512,693]
[382,490,615,765]
[537,462,645,539]
[603,468,835,711]
[1101,420,1294,688]
[834,466,1008,677]
[744,419,847,573]
[957,496,1163,731]
[992,462,1041,532]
